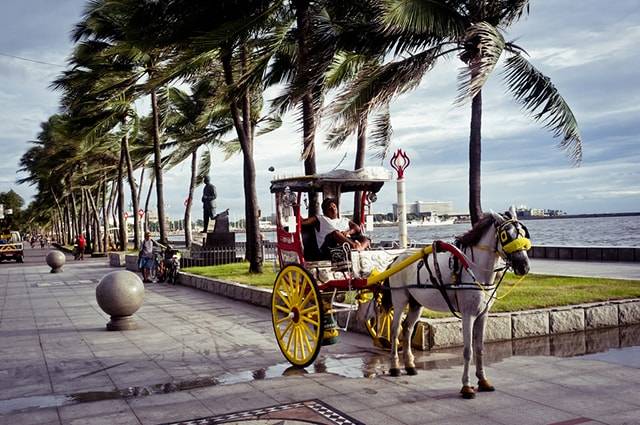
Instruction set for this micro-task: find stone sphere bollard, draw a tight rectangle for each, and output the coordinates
[96,271,145,331]
[46,250,66,273]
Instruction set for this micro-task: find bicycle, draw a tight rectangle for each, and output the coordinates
[149,247,166,283]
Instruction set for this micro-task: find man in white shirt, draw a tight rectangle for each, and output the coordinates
[303,197,369,257]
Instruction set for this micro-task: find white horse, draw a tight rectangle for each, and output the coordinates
[384,207,531,399]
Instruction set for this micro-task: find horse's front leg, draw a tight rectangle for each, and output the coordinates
[388,291,406,377]
[473,312,495,392]
[460,314,476,399]
[402,304,422,376]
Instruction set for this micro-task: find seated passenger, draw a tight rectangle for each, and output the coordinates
[302,197,370,257]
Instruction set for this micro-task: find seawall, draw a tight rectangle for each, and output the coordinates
[528,245,640,262]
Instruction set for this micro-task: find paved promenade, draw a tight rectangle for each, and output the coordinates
[1,247,640,424]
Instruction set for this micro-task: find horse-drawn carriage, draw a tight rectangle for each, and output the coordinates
[270,167,532,398]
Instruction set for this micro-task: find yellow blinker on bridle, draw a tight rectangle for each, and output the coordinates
[498,220,532,255]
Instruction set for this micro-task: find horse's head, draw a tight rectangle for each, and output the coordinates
[491,206,531,276]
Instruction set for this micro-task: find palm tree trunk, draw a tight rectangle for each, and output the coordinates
[70,191,79,238]
[106,179,117,248]
[122,129,140,249]
[86,187,102,253]
[51,188,65,243]
[144,178,154,233]
[150,89,168,244]
[117,148,128,250]
[295,0,319,216]
[64,203,72,244]
[137,167,145,204]
[102,177,109,251]
[184,151,197,248]
[222,47,262,273]
[353,114,367,224]
[469,89,483,225]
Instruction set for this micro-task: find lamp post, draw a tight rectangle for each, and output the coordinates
[268,166,276,223]
[390,149,410,248]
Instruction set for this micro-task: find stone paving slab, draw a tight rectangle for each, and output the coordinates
[1,248,640,424]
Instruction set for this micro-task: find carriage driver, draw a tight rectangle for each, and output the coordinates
[302,197,370,257]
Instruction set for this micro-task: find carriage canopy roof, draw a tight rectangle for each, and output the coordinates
[270,167,391,194]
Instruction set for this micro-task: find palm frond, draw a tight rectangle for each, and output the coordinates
[368,104,393,160]
[331,45,443,134]
[382,0,464,53]
[195,149,211,186]
[256,113,283,137]
[456,22,505,104]
[221,139,242,160]
[325,123,351,150]
[502,53,582,163]
[325,52,371,90]
[189,0,285,52]
[500,0,530,26]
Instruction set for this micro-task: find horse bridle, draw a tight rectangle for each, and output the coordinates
[495,218,531,266]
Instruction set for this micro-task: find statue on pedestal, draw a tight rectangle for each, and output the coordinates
[201,176,217,233]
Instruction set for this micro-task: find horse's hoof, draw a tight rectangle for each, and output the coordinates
[478,379,495,392]
[405,367,418,376]
[389,368,401,377]
[460,386,476,399]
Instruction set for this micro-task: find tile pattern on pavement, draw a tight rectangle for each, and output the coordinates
[162,399,364,425]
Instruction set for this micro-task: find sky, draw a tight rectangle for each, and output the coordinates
[0,0,639,222]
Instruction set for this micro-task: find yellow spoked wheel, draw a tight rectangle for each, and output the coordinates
[363,292,397,349]
[271,264,323,367]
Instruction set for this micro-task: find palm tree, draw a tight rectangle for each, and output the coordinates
[147,0,289,273]
[54,21,148,249]
[72,0,180,244]
[333,0,582,224]
[164,82,234,248]
[18,113,121,251]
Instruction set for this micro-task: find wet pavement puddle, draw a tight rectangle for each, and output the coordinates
[1,324,638,415]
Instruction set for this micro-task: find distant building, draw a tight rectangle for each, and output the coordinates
[392,200,454,220]
[516,206,566,218]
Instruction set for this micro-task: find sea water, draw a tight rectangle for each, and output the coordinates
[244,215,640,247]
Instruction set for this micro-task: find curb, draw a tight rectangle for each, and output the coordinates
[176,271,640,350]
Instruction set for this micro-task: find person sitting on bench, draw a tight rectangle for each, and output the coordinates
[302,197,370,258]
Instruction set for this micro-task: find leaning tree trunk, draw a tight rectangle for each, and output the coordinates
[86,187,103,253]
[117,149,128,251]
[144,178,154,233]
[51,189,65,244]
[353,114,367,224]
[122,130,140,250]
[64,201,72,244]
[241,142,262,273]
[469,88,483,225]
[184,152,197,248]
[150,88,168,244]
[222,47,262,273]
[70,191,79,238]
[106,179,118,249]
[102,177,109,251]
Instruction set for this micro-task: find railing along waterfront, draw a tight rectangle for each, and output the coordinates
[180,241,277,268]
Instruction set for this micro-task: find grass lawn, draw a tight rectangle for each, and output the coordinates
[183,262,640,314]
[184,262,276,288]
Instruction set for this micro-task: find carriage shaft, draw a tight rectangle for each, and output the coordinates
[365,245,433,286]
